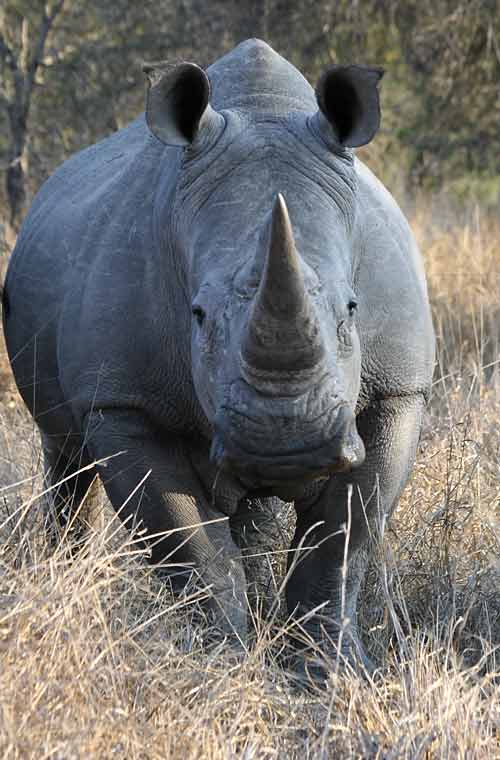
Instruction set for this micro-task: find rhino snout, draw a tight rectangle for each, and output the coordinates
[211,401,365,491]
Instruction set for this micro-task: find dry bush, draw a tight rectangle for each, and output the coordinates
[0,206,498,758]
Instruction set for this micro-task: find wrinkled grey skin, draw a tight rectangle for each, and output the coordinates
[3,40,434,671]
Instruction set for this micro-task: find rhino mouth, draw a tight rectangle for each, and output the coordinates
[211,404,365,489]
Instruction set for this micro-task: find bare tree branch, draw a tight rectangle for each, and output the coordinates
[26,1,65,99]
[0,31,19,74]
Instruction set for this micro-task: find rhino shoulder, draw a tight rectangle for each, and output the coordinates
[11,115,167,289]
[23,116,159,223]
[354,159,426,282]
[353,159,435,403]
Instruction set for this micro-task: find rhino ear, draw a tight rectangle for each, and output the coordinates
[313,64,384,148]
[143,61,222,147]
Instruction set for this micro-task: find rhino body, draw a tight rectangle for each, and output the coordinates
[3,40,434,669]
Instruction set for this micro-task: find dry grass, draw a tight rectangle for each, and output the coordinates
[0,204,499,758]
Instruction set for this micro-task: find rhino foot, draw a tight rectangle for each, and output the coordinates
[203,559,249,647]
[286,621,376,689]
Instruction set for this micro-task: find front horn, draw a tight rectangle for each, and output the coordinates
[241,194,325,375]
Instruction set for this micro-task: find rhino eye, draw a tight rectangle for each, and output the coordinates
[348,299,358,317]
[192,305,206,326]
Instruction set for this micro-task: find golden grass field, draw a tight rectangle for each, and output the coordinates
[0,203,498,758]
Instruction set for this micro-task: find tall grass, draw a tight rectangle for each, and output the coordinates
[0,205,498,758]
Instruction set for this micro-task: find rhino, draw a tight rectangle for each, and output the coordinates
[3,39,434,671]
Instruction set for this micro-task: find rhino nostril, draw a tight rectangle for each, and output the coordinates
[335,416,365,470]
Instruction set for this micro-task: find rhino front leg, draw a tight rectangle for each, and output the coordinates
[83,409,247,642]
[287,394,426,673]
[41,433,97,545]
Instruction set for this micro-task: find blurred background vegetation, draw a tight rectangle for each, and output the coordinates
[1,0,500,233]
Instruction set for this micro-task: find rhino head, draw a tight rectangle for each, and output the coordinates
[144,49,384,500]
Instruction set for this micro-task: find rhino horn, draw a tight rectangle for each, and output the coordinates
[242,194,325,375]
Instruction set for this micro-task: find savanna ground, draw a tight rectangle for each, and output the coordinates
[0,202,498,758]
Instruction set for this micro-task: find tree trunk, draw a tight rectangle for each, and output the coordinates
[1,2,65,230]
[6,101,28,229]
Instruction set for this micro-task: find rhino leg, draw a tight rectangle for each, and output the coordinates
[41,433,97,544]
[230,496,286,610]
[82,409,247,643]
[287,394,425,676]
